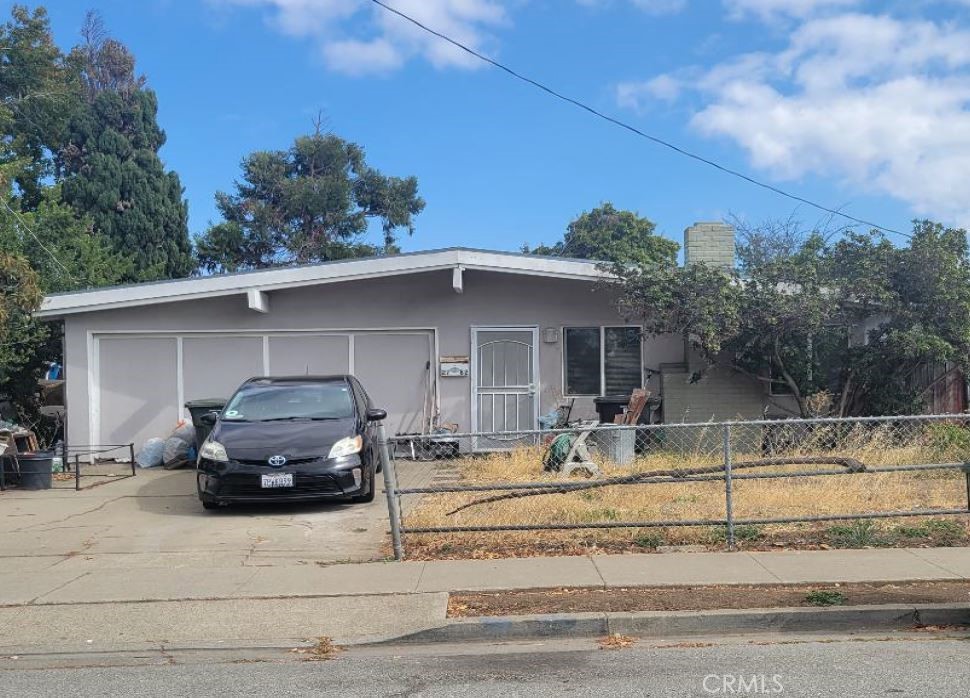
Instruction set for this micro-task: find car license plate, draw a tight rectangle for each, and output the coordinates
[261,473,294,488]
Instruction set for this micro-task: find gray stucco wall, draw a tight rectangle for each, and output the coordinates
[63,269,690,448]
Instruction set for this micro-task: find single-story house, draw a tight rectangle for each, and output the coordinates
[38,222,781,451]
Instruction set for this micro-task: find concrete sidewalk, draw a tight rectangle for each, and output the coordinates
[3,547,970,608]
[1,547,969,652]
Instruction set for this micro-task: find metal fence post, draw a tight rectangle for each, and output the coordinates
[377,422,404,561]
[963,464,970,511]
[723,423,735,550]
[74,453,80,491]
[129,443,136,477]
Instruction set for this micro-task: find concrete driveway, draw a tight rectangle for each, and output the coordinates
[0,467,406,574]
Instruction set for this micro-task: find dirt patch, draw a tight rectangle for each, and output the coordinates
[399,517,970,560]
[447,581,970,617]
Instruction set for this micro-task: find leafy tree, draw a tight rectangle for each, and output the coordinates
[196,130,424,273]
[0,153,130,427]
[0,6,77,208]
[58,13,192,281]
[0,8,142,435]
[71,11,145,101]
[610,218,970,417]
[526,203,679,265]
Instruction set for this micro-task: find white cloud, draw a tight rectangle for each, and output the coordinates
[621,10,970,226]
[617,73,683,109]
[215,0,507,74]
[724,0,861,21]
[217,0,690,74]
[322,37,403,75]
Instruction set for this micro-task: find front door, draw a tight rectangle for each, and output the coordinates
[471,327,539,436]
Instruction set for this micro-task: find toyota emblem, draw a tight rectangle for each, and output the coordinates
[267,455,287,467]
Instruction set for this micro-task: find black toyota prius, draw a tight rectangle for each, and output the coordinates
[195,375,386,510]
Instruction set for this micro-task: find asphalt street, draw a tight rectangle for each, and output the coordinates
[3,634,969,697]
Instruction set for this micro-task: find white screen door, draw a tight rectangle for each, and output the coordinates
[471,327,539,436]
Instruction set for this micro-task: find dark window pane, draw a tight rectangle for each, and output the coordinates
[564,328,600,395]
[604,327,642,395]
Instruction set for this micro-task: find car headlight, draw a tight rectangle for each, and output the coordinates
[199,439,229,462]
[328,435,363,459]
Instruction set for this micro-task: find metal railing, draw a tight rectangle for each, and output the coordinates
[63,443,136,490]
[0,443,135,491]
[379,415,970,560]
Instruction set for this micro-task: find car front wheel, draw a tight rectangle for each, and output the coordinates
[198,474,222,510]
[351,464,376,504]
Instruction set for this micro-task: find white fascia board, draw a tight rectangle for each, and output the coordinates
[37,248,609,317]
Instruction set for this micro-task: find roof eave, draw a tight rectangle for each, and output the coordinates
[36,248,609,318]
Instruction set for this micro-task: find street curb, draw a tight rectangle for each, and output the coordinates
[391,603,970,644]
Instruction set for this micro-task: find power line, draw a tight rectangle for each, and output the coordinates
[1,200,75,281]
[368,0,909,239]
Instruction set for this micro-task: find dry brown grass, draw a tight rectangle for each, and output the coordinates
[401,423,970,559]
[598,634,637,650]
[289,636,342,661]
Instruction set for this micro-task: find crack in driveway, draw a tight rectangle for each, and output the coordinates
[11,496,129,532]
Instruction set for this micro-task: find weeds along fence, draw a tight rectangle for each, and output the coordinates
[378,415,970,560]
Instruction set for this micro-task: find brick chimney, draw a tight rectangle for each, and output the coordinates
[684,221,735,269]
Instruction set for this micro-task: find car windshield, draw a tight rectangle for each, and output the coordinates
[221,382,355,422]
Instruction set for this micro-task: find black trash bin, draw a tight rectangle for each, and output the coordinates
[593,396,630,424]
[18,451,54,490]
[184,398,227,451]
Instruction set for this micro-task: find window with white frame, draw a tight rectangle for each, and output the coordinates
[563,327,643,396]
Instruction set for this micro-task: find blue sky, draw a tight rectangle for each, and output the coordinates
[37,0,970,253]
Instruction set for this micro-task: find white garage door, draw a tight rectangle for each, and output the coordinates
[268,335,350,375]
[353,332,433,436]
[93,330,434,449]
[182,336,265,403]
[98,337,179,447]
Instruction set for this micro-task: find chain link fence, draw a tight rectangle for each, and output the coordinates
[378,415,970,560]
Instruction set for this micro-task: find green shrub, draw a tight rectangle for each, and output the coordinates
[582,507,621,522]
[633,532,664,549]
[734,525,763,541]
[894,525,927,538]
[927,423,970,460]
[710,524,764,543]
[922,518,965,543]
[805,589,846,606]
[893,518,965,543]
[827,520,888,548]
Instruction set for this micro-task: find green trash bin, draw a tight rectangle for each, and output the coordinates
[184,398,227,451]
[18,451,54,490]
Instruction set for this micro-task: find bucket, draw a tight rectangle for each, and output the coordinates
[18,452,54,490]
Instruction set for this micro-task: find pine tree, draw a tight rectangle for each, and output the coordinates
[196,127,424,273]
[59,13,192,281]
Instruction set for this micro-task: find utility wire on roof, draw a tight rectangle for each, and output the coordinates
[368,0,910,239]
[1,200,75,281]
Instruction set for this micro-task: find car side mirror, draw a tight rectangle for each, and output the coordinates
[366,408,387,422]
[199,411,219,426]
